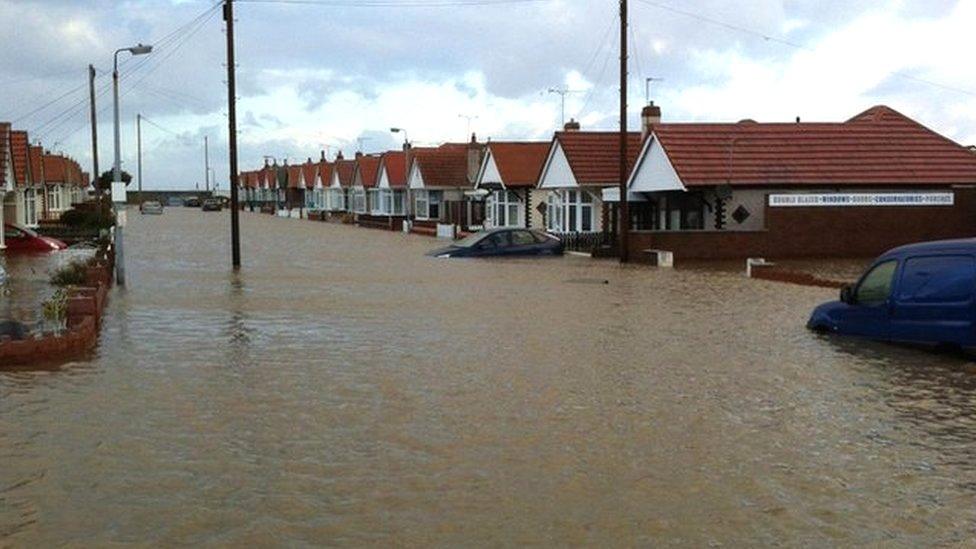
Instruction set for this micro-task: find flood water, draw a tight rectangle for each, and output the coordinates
[3,208,976,546]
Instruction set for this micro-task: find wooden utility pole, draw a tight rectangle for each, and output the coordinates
[204,135,210,192]
[88,64,100,208]
[225,0,241,269]
[136,113,142,202]
[618,0,630,262]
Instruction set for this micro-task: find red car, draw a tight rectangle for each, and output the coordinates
[4,224,67,253]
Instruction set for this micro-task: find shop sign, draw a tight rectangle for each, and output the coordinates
[768,193,954,207]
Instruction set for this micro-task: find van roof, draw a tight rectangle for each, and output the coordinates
[882,238,976,259]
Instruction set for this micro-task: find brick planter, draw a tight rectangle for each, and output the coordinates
[0,262,113,367]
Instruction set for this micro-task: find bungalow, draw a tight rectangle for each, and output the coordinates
[325,153,355,221]
[475,141,550,229]
[624,105,976,259]
[40,152,84,221]
[358,150,408,230]
[536,121,642,246]
[306,153,333,216]
[283,162,305,218]
[9,131,42,228]
[407,137,485,235]
[350,153,381,220]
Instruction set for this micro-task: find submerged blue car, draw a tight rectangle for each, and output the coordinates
[427,228,563,258]
[808,239,976,352]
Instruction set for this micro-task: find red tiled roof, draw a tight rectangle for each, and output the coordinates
[380,150,407,188]
[333,159,356,188]
[10,131,30,186]
[301,161,317,189]
[30,146,44,186]
[484,141,550,188]
[411,148,471,188]
[652,106,976,186]
[317,160,333,187]
[43,153,66,184]
[286,164,303,189]
[555,131,643,186]
[355,154,382,188]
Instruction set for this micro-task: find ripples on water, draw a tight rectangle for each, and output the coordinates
[2,209,976,546]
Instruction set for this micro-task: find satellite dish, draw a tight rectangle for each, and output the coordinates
[716,184,733,200]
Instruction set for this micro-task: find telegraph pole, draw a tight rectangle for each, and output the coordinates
[225,0,242,269]
[88,64,100,208]
[618,0,630,263]
[136,114,142,202]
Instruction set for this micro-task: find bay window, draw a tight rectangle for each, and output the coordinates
[546,189,595,233]
[392,190,405,215]
[352,188,366,213]
[487,190,521,228]
[47,185,61,211]
[24,188,37,226]
[414,189,442,220]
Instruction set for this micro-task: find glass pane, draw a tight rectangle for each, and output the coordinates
[511,230,535,245]
[856,260,898,305]
[568,205,577,232]
[898,256,975,303]
[507,204,519,227]
[581,205,592,232]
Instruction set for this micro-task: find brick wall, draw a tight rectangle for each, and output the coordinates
[629,187,976,260]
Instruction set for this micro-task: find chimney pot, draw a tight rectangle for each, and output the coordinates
[320,150,326,161]
[563,118,581,131]
[336,151,344,160]
[355,151,363,159]
[641,102,662,141]
[796,116,801,123]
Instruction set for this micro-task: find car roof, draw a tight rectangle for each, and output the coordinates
[881,238,976,260]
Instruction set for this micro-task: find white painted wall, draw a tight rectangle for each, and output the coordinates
[537,142,577,189]
[628,134,686,193]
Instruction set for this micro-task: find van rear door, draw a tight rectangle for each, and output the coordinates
[890,254,976,346]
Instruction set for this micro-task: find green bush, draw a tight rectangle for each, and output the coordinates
[60,207,115,229]
[50,259,90,287]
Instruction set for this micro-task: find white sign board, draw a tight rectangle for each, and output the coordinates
[111,181,127,203]
[768,193,954,207]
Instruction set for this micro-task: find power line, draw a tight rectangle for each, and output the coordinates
[237,0,549,5]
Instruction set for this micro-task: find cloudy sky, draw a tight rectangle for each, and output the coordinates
[1,0,973,190]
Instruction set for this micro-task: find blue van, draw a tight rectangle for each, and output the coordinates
[808,239,976,351]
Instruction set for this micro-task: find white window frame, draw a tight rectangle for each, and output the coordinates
[353,188,367,213]
[392,190,405,216]
[24,188,37,227]
[547,189,595,233]
[488,190,521,228]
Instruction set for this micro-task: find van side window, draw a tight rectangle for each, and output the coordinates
[856,260,898,305]
[898,255,975,303]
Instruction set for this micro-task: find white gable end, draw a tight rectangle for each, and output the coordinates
[330,170,342,189]
[628,133,686,193]
[408,163,425,189]
[377,167,391,189]
[538,141,577,189]
[476,150,504,189]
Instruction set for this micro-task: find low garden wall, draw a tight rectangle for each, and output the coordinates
[0,255,114,367]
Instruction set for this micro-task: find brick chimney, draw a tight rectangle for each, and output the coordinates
[467,133,483,184]
[563,118,581,131]
[336,151,344,161]
[355,151,363,159]
[320,150,326,161]
[641,101,661,141]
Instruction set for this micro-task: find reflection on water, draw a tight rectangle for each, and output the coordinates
[2,208,976,546]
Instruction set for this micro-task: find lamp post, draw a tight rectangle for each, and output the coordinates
[390,127,408,146]
[112,43,152,286]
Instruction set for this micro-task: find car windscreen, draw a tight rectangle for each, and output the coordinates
[453,232,488,248]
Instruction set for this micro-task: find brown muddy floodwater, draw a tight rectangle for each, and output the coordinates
[3,208,976,546]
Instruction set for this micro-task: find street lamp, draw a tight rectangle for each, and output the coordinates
[112,43,152,286]
[390,127,408,146]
